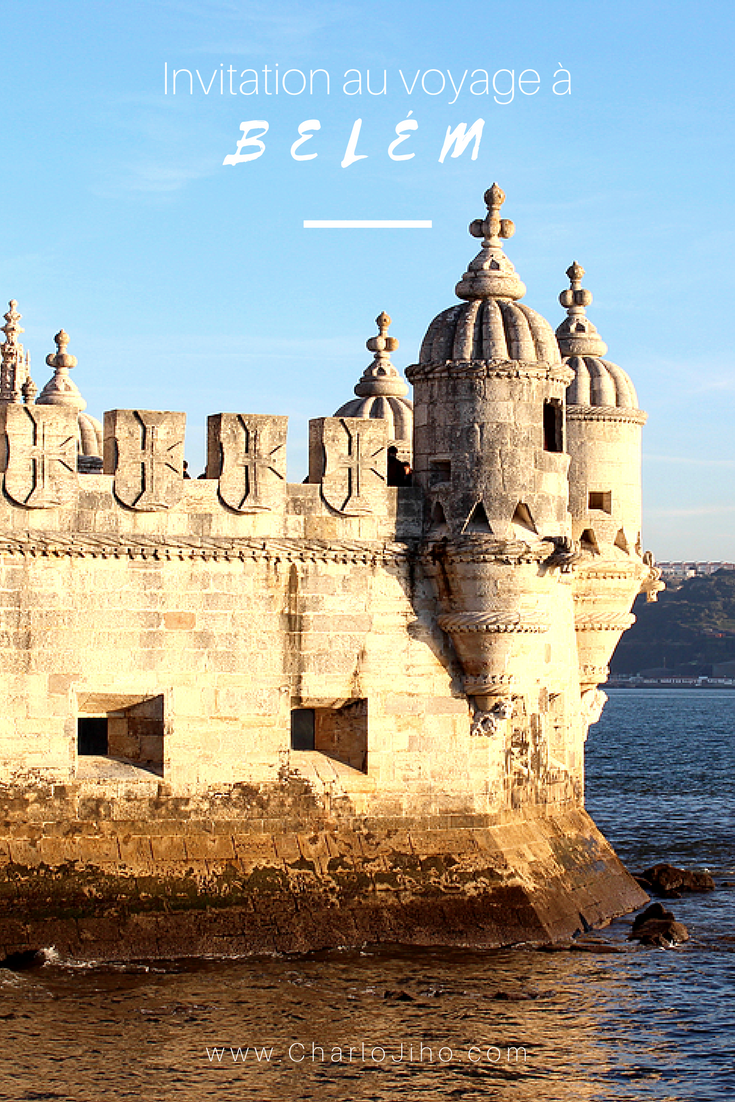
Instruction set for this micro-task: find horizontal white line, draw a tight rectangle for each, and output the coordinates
[303,220,432,229]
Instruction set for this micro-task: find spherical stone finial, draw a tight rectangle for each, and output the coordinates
[455,183,526,302]
[555,262,608,357]
[469,184,516,247]
[47,329,78,372]
[37,328,87,412]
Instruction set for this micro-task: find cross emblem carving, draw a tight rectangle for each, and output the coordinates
[211,413,287,513]
[2,406,77,508]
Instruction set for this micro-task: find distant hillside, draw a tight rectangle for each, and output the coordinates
[610,568,735,676]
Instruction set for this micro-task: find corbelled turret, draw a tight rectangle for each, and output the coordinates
[556,263,663,693]
[407,185,573,541]
[406,187,578,747]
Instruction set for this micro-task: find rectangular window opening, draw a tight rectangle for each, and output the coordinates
[429,459,451,487]
[76,693,164,776]
[290,708,315,750]
[588,490,612,513]
[290,700,368,773]
[543,400,564,453]
[77,717,108,756]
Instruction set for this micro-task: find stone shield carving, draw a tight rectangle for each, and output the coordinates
[207,413,287,513]
[104,409,185,511]
[310,417,388,516]
[1,405,77,508]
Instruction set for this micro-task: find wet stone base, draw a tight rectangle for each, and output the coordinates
[0,808,647,961]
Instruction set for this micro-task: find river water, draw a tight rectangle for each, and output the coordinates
[1,689,733,1101]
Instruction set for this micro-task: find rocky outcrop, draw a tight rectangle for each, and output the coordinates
[629,902,689,947]
[636,863,715,897]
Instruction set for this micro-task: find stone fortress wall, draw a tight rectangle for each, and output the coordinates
[0,187,660,959]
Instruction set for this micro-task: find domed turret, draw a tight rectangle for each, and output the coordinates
[406,186,577,723]
[556,263,646,555]
[333,312,413,457]
[36,329,103,471]
[557,263,654,694]
[407,184,573,541]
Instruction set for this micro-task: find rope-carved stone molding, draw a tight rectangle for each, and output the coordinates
[575,564,643,581]
[567,404,648,425]
[438,610,550,634]
[407,360,574,385]
[422,538,543,566]
[574,612,636,631]
[463,673,515,694]
[0,532,413,567]
[580,663,610,680]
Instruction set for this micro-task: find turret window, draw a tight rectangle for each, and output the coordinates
[588,491,612,513]
[543,400,563,453]
[429,459,451,486]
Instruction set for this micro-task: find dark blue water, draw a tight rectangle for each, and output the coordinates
[0,690,733,1102]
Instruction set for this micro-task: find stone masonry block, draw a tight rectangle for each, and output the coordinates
[0,404,78,509]
[104,409,185,511]
[207,413,288,513]
[309,416,388,516]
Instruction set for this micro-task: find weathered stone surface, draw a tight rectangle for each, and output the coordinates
[310,416,388,516]
[0,805,646,960]
[638,863,716,895]
[104,409,185,510]
[0,404,78,507]
[207,413,287,512]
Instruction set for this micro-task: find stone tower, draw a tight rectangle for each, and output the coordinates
[406,186,579,731]
[0,186,655,960]
[557,262,662,695]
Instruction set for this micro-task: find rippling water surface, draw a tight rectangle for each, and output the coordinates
[1,690,733,1102]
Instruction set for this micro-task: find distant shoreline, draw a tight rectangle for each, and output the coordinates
[607,682,735,691]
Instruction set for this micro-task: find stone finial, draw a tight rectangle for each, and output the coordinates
[1,300,29,404]
[555,263,608,357]
[455,184,526,302]
[353,312,408,399]
[469,184,516,248]
[2,300,24,347]
[333,312,413,449]
[36,329,87,412]
[21,355,36,405]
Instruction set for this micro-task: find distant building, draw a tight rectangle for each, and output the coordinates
[658,561,735,585]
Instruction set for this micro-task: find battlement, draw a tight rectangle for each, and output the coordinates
[0,405,423,543]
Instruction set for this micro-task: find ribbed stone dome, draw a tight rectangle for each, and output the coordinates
[77,412,103,457]
[556,263,640,410]
[417,184,561,367]
[334,393,413,442]
[420,299,561,365]
[565,355,638,408]
[333,312,413,446]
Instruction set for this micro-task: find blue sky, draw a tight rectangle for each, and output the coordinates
[2,0,734,559]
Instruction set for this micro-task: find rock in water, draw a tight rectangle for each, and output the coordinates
[629,902,689,947]
[639,863,715,895]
